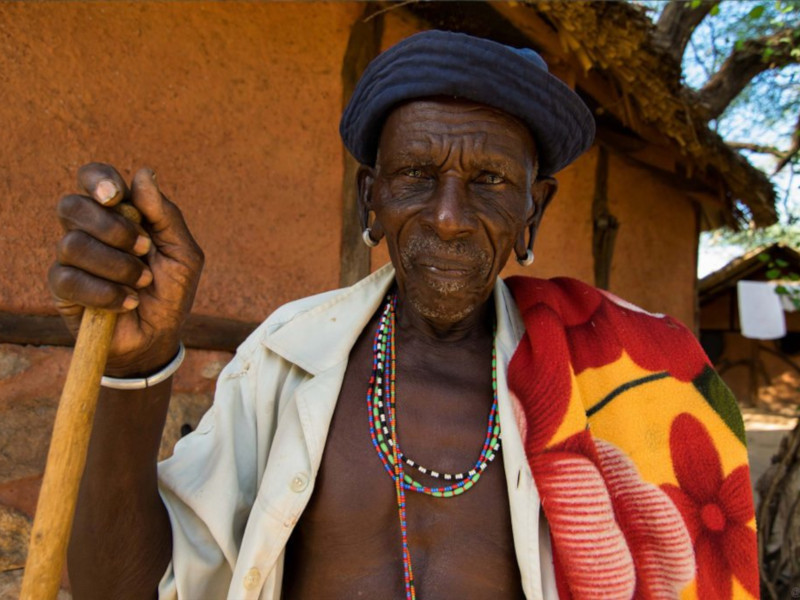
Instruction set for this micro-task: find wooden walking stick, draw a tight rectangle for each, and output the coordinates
[20,204,141,600]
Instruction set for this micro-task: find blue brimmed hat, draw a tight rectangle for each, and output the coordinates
[340,30,596,176]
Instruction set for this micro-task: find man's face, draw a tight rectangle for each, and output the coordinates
[359,99,555,326]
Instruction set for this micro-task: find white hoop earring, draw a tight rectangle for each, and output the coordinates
[516,249,534,267]
[362,228,379,248]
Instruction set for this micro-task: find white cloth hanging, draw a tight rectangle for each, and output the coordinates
[737,280,786,340]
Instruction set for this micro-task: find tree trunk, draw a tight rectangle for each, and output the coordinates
[653,0,720,65]
[756,420,800,599]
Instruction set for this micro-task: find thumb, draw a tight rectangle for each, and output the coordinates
[130,167,167,228]
[130,167,193,248]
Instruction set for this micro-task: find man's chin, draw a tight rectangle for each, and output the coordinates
[401,279,492,325]
[407,296,477,324]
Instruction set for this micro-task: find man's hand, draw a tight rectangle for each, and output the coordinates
[49,163,204,378]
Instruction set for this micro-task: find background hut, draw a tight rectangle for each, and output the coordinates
[699,243,800,410]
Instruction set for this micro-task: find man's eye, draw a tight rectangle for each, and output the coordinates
[477,173,505,185]
[402,168,425,178]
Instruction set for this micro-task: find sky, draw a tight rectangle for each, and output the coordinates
[697,239,748,277]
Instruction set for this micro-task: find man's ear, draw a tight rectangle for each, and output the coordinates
[356,165,374,229]
[529,175,558,227]
[516,176,558,260]
[357,165,384,239]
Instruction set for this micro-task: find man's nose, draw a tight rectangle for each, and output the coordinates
[424,176,477,240]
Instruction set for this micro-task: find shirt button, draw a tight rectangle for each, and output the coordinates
[243,567,261,590]
[290,473,309,492]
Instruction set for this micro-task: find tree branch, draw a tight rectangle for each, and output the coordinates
[653,0,720,65]
[728,111,800,175]
[774,111,800,175]
[696,27,800,120]
[727,142,788,158]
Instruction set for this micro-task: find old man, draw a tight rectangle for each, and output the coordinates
[51,31,757,600]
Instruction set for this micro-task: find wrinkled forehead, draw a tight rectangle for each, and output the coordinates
[376,98,539,170]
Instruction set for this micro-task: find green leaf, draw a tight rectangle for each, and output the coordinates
[789,273,800,281]
[711,3,721,16]
[775,284,789,294]
[748,5,766,19]
[776,258,790,267]
[735,39,746,51]
[758,253,771,262]
[690,0,702,8]
[766,268,782,278]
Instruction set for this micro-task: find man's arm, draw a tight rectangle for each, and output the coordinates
[48,163,204,599]
[68,383,173,600]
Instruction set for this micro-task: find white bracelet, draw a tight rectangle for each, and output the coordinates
[100,342,186,390]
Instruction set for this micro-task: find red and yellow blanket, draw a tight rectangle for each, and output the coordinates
[507,276,758,600]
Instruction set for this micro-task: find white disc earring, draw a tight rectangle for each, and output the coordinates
[516,249,534,267]
[362,228,379,248]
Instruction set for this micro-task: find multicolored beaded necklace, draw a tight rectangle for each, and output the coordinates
[366,293,502,599]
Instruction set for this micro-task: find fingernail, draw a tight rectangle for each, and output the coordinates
[133,235,151,256]
[96,179,119,205]
[135,268,153,288]
[123,295,139,310]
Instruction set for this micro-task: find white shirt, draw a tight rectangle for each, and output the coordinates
[158,264,556,599]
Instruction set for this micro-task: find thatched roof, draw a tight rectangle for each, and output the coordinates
[404,1,778,229]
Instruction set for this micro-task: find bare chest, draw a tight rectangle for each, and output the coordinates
[282,327,524,599]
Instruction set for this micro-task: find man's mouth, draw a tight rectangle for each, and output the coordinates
[417,257,474,278]
[399,236,493,293]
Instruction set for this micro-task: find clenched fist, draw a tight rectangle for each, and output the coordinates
[49,163,204,378]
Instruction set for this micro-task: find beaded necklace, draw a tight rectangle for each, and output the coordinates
[366,293,502,599]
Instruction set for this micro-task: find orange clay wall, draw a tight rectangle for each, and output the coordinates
[0,1,362,323]
[605,153,699,326]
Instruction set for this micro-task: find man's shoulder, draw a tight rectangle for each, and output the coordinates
[235,287,349,356]
[505,274,709,383]
[235,264,396,362]
[266,288,346,329]
[505,274,668,322]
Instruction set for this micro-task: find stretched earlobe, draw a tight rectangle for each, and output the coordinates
[514,175,557,267]
[357,165,383,246]
[514,223,536,267]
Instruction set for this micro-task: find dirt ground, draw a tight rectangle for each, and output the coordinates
[742,378,800,496]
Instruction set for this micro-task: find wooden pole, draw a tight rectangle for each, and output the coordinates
[20,202,142,598]
[19,307,117,599]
